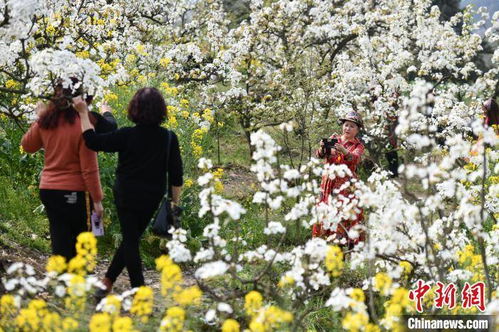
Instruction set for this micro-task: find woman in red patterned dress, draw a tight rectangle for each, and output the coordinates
[312,111,365,247]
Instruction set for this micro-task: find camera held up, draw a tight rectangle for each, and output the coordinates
[321,137,338,156]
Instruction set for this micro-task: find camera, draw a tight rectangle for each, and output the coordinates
[321,138,338,156]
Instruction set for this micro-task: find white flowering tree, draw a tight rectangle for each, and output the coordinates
[1,0,498,331]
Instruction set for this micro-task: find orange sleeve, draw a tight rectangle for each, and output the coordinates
[79,137,103,202]
[21,122,43,153]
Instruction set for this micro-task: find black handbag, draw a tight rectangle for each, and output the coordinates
[151,130,182,238]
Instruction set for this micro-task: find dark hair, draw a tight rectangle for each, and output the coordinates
[127,87,166,125]
[483,98,499,127]
[38,77,94,130]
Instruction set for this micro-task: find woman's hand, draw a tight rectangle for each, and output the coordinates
[35,101,47,117]
[334,143,348,155]
[318,140,327,157]
[100,101,112,114]
[93,201,104,218]
[72,96,89,114]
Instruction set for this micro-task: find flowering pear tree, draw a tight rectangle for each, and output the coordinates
[0,0,498,331]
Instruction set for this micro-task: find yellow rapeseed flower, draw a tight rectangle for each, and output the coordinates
[89,312,112,332]
[192,143,203,157]
[278,275,295,288]
[160,263,183,296]
[192,128,205,142]
[45,24,56,35]
[342,312,369,332]
[46,255,67,274]
[76,232,97,256]
[75,50,90,59]
[101,295,121,316]
[5,79,19,89]
[16,307,41,331]
[161,82,170,90]
[374,272,392,296]
[104,92,118,103]
[42,311,62,331]
[350,288,365,303]
[212,168,224,179]
[125,54,137,64]
[167,115,178,128]
[249,320,265,332]
[325,245,344,277]
[160,58,171,67]
[261,305,293,329]
[67,275,86,297]
[0,294,17,324]
[131,286,154,323]
[221,319,240,332]
[173,285,203,306]
[113,316,136,332]
[244,291,263,316]
[28,299,48,314]
[214,180,224,193]
[184,178,194,188]
[155,255,174,271]
[160,306,185,332]
[365,323,381,332]
[68,255,86,275]
[390,288,412,309]
[167,105,178,113]
[16,299,49,331]
[135,44,147,56]
[137,75,147,84]
[62,317,79,330]
[399,261,413,276]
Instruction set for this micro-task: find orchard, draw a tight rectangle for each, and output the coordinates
[0,0,498,331]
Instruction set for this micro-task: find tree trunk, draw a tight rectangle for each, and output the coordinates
[0,259,5,295]
[243,128,255,162]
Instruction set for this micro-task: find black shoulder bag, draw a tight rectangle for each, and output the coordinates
[151,130,182,238]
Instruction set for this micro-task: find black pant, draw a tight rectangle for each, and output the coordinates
[105,204,157,288]
[40,189,90,261]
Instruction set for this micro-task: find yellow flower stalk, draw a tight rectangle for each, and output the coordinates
[46,255,67,274]
[89,313,112,332]
[221,319,240,332]
[325,245,344,277]
[113,316,136,332]
[159,263,183,296]
[160,306,185,332]
[374,272,392,296]
[342,312,369,332]
[131,286,154,323]
[160,58,171,67]
[350,288,365,303]
[244,291,263,316]
[173,285,203,306]
[399,261,413,275]
[155,255,174,271]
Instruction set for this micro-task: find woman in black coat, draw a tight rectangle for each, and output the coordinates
[73,87,183,294]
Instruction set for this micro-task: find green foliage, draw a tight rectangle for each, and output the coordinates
[0,176,50,252]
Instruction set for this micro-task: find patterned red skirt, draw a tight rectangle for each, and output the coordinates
[312,176,365,246]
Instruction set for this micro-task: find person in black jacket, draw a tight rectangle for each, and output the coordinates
[73,87,183,295]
